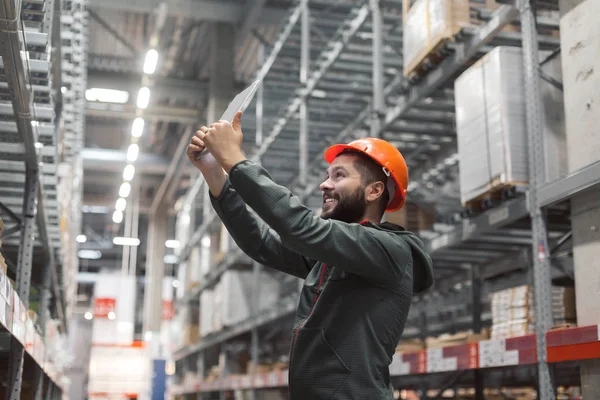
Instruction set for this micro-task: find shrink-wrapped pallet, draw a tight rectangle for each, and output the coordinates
[455,46,528,205]
[454,46,567,205]
[402,0,470,77]
[219,269,281,327]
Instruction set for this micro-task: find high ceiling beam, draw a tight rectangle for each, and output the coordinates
[87,71,208,104]
[82,147,197,175]
[86,103,202,124]
[88,0,287,24]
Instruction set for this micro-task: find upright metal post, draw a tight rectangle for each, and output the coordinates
[249,261,262,400]
[35,259,52,400]
[129,178,141,276]
[121,187,133,276]
[471,264,484,400]
[7,170,38,400]
[248,44,267,398]
[298,0,310,185]
[370,0,384,136]
[255,45,265,150]
[519,1,555,399]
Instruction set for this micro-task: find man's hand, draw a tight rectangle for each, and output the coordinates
[198,111,247,173]
[186,126,228,198]
[186,126,221,174]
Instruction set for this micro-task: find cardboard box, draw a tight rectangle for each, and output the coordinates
[383,201,436,232]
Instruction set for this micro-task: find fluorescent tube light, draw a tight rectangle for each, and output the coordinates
[123,164,135,181]
[119,182,131,198]
[127,144,139,162]
[136,87,150,109]
[113,237,141,246]
[165,240,180,249]
[131,117,145,137]
[78,250,102,259]
[143,49,159,74]
[115,198,127,212]
[76,235,87,243]
[85,88,129,104]
[112,210,123,224]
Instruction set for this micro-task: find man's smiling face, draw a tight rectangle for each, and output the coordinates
[319,153,368,223]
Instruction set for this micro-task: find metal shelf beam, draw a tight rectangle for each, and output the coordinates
[539,160,600,207]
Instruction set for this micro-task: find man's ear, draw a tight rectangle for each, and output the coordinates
[366,181,385,203]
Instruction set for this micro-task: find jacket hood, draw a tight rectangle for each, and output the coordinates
[376,221,434,294]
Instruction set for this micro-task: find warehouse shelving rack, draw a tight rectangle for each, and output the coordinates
[168,0,598,399]
[0,0,87,398]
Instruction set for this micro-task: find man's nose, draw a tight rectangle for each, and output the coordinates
[320,178,333,191]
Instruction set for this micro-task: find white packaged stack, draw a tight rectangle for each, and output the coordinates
[200,288,217,337]
[199,269,282,337]
[455,46,528,205]
[455,46,568,205]
[219,269,281,327]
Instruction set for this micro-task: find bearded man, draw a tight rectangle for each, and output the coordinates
[187,112,434,400]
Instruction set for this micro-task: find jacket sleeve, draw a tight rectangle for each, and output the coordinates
[228,160,412,287]
[210,178,315,279]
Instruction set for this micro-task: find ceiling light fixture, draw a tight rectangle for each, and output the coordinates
[136,87,151,109]
[123,164,135,181]
[143,49,159,74]
[113,237,141,246]
[165,240,180,249]
[119,182,131,198]
[76,234,87,243]
[78,249,102,260]
[115,198,127,212]
[131,117,145,137]
[112,210,123,224]
[85,88,129,104]
[126,143,139,162]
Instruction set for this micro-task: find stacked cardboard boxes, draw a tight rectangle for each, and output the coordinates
[383,201,436,232]
[402,0,471,77]
[490,284,576,339]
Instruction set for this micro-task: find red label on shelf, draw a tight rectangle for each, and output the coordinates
[417,350,427,374]
[468,343,479,369]
[162,300,174,320]
[547,325,600,347]
[94,298,117,318]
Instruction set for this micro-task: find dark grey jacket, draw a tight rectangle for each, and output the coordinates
[210,160,434,400]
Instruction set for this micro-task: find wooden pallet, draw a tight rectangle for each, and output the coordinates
[462,180,528,213]
[550,323,578,331]
[404,37,455,82]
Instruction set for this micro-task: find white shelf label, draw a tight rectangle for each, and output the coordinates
[479,349,519,368]
[0,297,6,327]
[390,354,411,375]
[0,269,7,300]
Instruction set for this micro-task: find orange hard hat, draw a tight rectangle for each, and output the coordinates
[324,138,409,212]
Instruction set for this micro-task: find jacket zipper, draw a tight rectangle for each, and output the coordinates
[289,264,327,393]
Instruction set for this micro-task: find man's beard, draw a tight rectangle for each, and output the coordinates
[320,187,366,223]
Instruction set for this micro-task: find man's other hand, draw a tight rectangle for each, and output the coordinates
[199,111,247,173]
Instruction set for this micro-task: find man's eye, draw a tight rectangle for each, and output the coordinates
[336,172,344,178]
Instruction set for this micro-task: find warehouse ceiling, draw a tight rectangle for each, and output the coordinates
[79,0,298,270]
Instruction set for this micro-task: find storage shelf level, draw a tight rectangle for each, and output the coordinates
[169,325,600,395]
